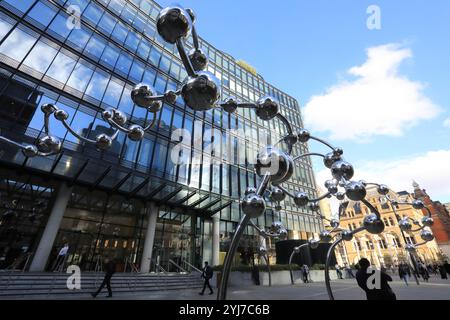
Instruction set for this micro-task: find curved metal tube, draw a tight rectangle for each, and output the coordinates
[142,112,158,132]
[309,192,331,203]
[309,135,336,151]
[0,135,27,149]
[361,198,381,219]
[261,254,271,287]
[273,184,295,198]
[275,113,293,137]
[325,237,343,300]
[288,243,309,285]
[176,38,196,77]
[293,152,325,162]
[60,119,97,144]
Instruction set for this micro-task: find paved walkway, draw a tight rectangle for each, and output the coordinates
[6,275,450,300]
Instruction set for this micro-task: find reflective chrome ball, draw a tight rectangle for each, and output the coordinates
[399,217,412,232]
[319,230,333,243]
[255,146,294,184]
[255,96,279,121]
[54,109,68,121]
[274,204,282,211]
[334,148,344,156]
[335,192,345,201]
[420,229,434,242]
[112,110,127,126]
[95,134,113,151]
[222,97,238,113]
[164,90,178,104]
[330,219,340,229]
[345,181,367,201]
[41,103,56,115]
[297,129,310,143]
[181,71,221,111]
[308,201,320,212]
[188,48,208,71]
[323,152,342,169]
[377,184,389,196]
[412,200,424,210]
[331,160,354,181]
[421,216,434,227]
[156,6,192,44]
[293,246,301,254]
[22,145,38,158]
[341,230,353,241]
[325,179,338,194]
[244,187,257,196]
[37,135,61,154]
[309,238,320,249]
[405,244,416,253]
[258,246,267,255]
[270,187,286,202]
[363,214,385,234]
[278,228,288,239]
[128,125,145,141]
[294,191,309,207]
[270,221,284,233]
[241,193,266,218]
[131,83,162,113]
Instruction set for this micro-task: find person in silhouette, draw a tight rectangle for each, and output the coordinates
[92,257,116,298]
[199,261,214,295]
[53,243,69,272]
[356,258,396,300]
[335,264,343,279]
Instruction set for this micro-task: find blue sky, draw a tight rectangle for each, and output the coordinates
[158,0,450,202]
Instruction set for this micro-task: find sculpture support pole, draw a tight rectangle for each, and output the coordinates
[288,243,309,285]
[217,213,251,300]
[262,254,271,286]
[176,38,196,77]
[325,238,343,300]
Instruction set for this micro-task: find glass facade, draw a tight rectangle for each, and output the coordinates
[0,0,321,270]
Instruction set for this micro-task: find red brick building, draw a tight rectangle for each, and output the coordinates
[413,181,450,259]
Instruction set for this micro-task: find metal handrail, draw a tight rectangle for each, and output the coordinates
[168,259,188,273]
[181,259,202,273]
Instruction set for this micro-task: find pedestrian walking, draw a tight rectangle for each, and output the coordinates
[335,264,343,279]
[438,264,448,279]
[418,263,430,282]
[91,257,116,298]
[52,243,69,272]
[301,264,310,283]
[356,258,396,300]
[345,264,355,278]
[398,263,409,286]
[199,261,214,295]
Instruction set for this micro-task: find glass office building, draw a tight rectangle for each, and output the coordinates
[0,0,321,272]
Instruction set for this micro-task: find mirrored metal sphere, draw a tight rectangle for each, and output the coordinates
[421,216,434,227]
[241,193,266,218]
[37,135,61,154]
[164,90,178,104]
[309,238,320,249]
[222,97,238,113]
[127,125,145,141]
[188,48,208,71]
[293,246,301,254]
[156,6,192,44]
[54,109,68,121]
[297,129,310,143]
[335,192,345,201]
[22,145,38,158]
[319,230,333,243]
[363,213,385,234]
[308,201,320,212]
[274,204,282,211]
[255,146,293,184]
[244,187,257,196]
[334,148,344,156]
[412,199,424,210]
[330,219,340,229]
[294,191,309,207]
[345,181,367,201]
[325,179,338,194]
[270,187,286,202]
[270,221,284,233]
[41,103,56,115]
[95,134,113,151]
[341,230,353,241]
[405,244,416,253]
[399,217,412,232]
[278,228,288,239]
[331,160,354,181]
[323,152,341,169]
[255,96,279,121]
[258,246,267,255]
[420,229,434,242]
[377,184,389,196]
[112,110,127,126]
[131,83,162,113]
[185,8,196,24]
[181,71,221,111]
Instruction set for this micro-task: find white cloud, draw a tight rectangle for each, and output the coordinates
[303,43,441,142]
[316,149,450,203]
[443,118,450,127]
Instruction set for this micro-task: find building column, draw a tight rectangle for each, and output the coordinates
[30,183,72,272]
[140,202,158,273]
[212,214,220,266]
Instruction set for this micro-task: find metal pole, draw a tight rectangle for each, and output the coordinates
[325,238,344,300]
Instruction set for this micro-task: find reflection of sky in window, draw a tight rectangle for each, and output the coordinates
[117,86,133,115]
[142,69,156,86]
[46,51,77,84]
[69,109,94,140]
[115,53,132,75]
[0,19,13,43]
[28,95,55,131]
[22,40,58,74]
[100,45,119,67]
[98,13,116,35]
[67,27,91,50]
[51,101,76,141]
[84,35,106,60]
[137,137,154,168]
[112,23,127,44]
[48,13,71,39]
[129,61,144,82]
[66,61,94,92]
[27,1,57,27]
[4,0,34,13]
[83,3,103,25]
[103,79,123,107]
[85,70,109,101]
[0,27,37,62]
[65,0,89,12]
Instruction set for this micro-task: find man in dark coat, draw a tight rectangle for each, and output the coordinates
[92,257,116,298]
[356,258,396,300]
[199,261,214,295]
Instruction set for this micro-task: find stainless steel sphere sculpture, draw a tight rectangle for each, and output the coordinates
[248,220,287,287]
